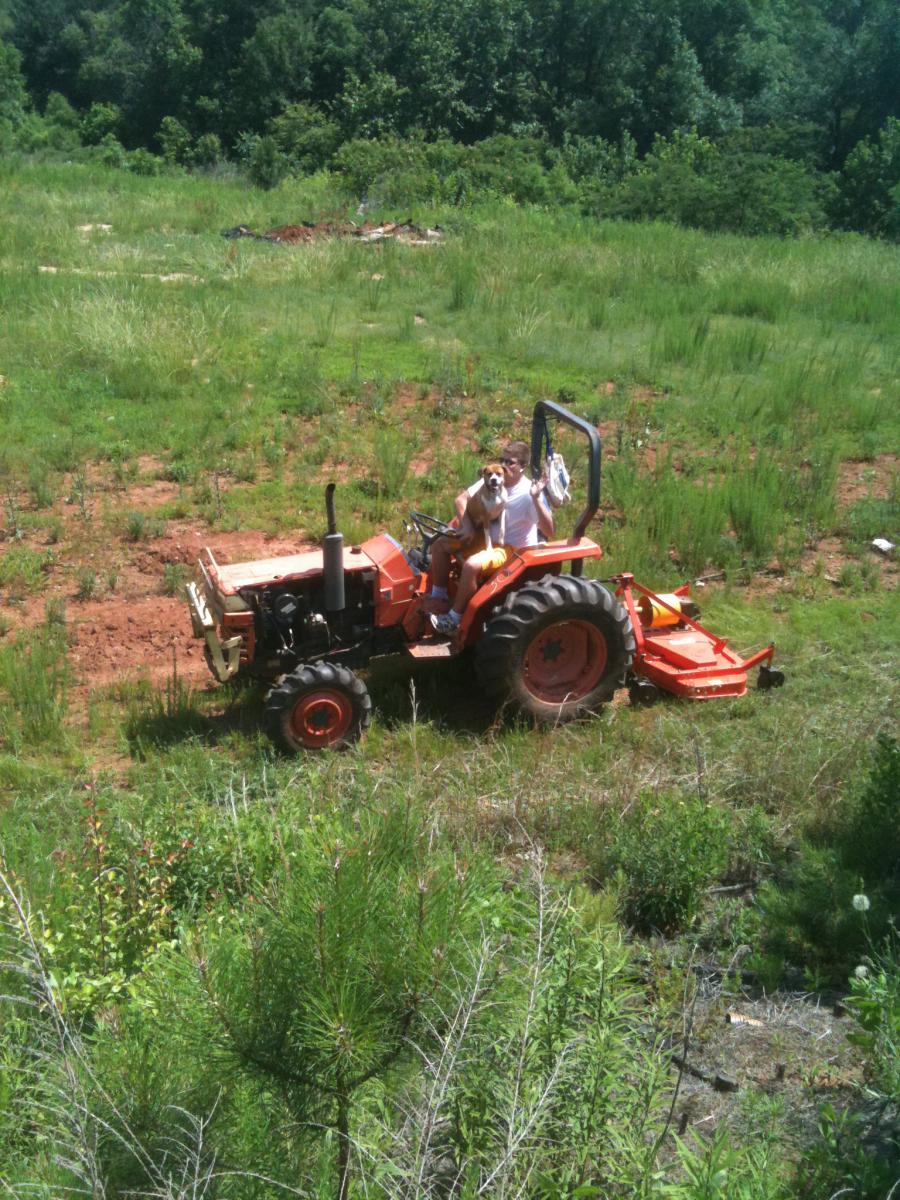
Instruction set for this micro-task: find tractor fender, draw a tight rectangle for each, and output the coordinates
[458,537,603,646]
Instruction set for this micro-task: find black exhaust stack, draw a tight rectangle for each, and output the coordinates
[323,483,345,612]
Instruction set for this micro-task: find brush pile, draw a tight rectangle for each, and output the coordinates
[221,220,443,245]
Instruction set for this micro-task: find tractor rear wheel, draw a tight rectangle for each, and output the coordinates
[265,662,372,752]
[476,575,635,723]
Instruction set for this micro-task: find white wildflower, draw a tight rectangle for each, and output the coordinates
[854,965,869,979]
[852,894,871,912]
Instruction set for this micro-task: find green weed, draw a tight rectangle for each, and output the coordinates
[0,545,53,595]
[0,626,68,748]
[591,793,731,933]
[372,426,413,501]
[125,511,146,541]
[27,461,55,509]
[313,298,339,347]
[75,568,98,600]
[161,563,189,597]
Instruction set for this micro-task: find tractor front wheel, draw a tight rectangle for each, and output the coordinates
[475,575,635,723]
[265,662,372,752]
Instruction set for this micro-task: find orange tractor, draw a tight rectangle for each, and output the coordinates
[186,401,783,751]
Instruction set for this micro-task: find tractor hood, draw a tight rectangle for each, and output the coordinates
[207,544,377,596]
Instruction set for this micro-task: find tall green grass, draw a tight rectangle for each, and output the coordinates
[2,165,897,503]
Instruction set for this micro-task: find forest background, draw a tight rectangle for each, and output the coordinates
[1,0,899,236]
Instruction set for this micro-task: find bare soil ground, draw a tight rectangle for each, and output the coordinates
[1,462,307,694]
[667,978,871,1154]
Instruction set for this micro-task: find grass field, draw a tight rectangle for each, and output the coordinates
[0,160,898,1198]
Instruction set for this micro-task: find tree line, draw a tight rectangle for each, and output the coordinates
[1,0,898,237]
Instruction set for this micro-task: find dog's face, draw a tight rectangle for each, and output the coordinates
[482,464,505,494]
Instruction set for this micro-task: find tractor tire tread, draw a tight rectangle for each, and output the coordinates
[475,575,635,723]
[265,662,372,753]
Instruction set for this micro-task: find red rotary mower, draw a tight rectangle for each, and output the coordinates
[186,400,783,751]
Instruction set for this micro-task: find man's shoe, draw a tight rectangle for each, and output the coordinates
[430,611,460,638]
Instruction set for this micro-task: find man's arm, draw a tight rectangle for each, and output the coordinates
[530,479,555,538]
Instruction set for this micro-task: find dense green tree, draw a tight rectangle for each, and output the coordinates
[0,34,27,127]
[309,3,366,107]
[227,8,315,136]
[8,0,92,106]
[833,118,900,237]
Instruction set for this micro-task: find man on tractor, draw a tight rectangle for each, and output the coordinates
[427,440,555,637]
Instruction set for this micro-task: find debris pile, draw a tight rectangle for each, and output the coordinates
[222,220,443,245]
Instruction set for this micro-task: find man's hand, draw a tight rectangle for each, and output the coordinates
[530,474,547,501]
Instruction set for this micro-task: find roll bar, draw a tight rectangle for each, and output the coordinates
[530,399,601,542]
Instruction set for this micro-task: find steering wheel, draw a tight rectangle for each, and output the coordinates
[409,511,458,543]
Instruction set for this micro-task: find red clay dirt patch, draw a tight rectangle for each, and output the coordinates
[2,516,310,696]
[65,526,307,690]
[836,454,898,508]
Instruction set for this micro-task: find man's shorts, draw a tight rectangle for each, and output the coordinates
[458,532,512,573]
[480,544,512,572]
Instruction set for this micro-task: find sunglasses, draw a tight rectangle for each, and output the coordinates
[500,457,522,466]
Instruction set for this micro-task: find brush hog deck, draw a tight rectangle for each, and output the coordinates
[614,574,782,701]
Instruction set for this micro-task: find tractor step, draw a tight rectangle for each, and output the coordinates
[406,640,456,659]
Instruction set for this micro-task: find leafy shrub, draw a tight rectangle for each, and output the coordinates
[332,134,578,207]
[595,130,827,236]
[157,115,192,166]
[463,134,578,206]
[37,796,183,1017]
[246,133,288,190]
[126,147,161,176]
[592,793,730,933]
[331,135,429,198]
[43,91,80,150]
[97,133,126,169]
[192,132,221,167]
[80,102,121,146]
[0,38,29,145]
[269,101,340,173]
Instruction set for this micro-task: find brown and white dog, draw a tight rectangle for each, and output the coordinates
[459,464,508,554]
